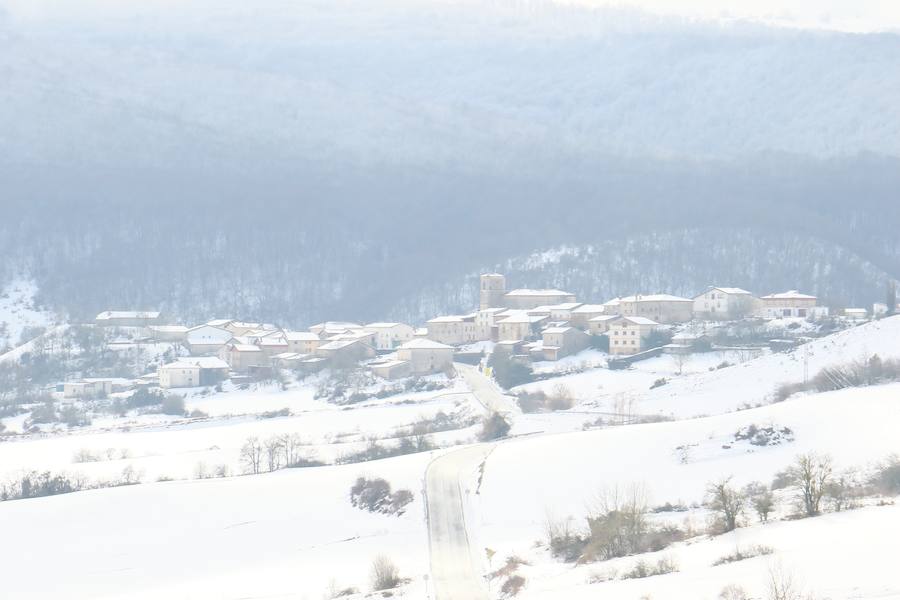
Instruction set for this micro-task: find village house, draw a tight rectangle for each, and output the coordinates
[541,326,591,361]
[147,325,189,342]
[363,322,415,350]
[756,291,820,319]
[475,307,506,341]
[309,321,365,337]
[95,310,163,328]
[256,333,290,358]
[693,287,756,320]
[315,338,376,367]
[219,342,267,372]
[503,288,577,310]
[426,315,478,346]
[370,359,413,380]
[270,352,308,369]
[184,325,234,355]
[607,316,660,356]
[569,304,608,329]
[159,357,229,389]
[284,331,321,354]
[497,312,548,342]
[615,294,694,323]
[223,321,275,336]
[63,378,132,400]
[396,339,455,375]
[588,314,623,335]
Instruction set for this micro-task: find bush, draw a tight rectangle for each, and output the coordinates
[1,470,84,501]
[500,574,526,597]
[650,377,668,389]
[350,477,414,516]
[478,412,511,441]
[59,405,91,428]
[590,334,610,352]
[712,545,774,566]
[489,350,533,389]
[128,388,165,409]
[28,400,57,424]
[643,329,674,350]
[620,556,678,579]
[872,456,900,495]
[370,555,400,591]
[719,584,750,600]
[161,395,185,416]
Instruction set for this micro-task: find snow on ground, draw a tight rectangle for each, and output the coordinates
[515,316,900,420]
[0,278,54,350]
[473,383,900,599]
[0,383,482,482]
[0,451,434,600]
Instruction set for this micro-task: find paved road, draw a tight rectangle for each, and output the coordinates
[425,444,493,600]
[425,365,518,600]
[455,362,520,417]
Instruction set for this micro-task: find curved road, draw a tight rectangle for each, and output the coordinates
[425,364,518,600]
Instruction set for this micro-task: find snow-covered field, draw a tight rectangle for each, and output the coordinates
[0,451,434,600]
[474,383,900,599]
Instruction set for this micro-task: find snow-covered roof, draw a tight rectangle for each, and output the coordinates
[318,339,363,351]
[619,294,692,303]
[621,316,660,326]
[478,307,507,314]
[258,336,288,346]
[81,377,133,384]
[370,359,410,369]
[272,352,307,360]
[365,322,405,329]
[505,288,573,297]
[710,287,753,295]
[163,357,229,370]
[400,339,454,350]
[762,290,817,300]
[284,331,320,341]
[427,315,465,323]
[543,326,574,334]
[311,321,362,329]
[227,343,262,352]
[498,313,548,324]
[96,311,161,320]
[572,304,607,314]
[148,325,188,333]
[589,315,621,322]
[205,319,233,327]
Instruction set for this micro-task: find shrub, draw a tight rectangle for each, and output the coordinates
[350,477,414,516]
[643,329,673,350]
[650,378,668,389]
[161,395,185,416]
[500,574,526,597]
[712,545,774,566]
[59,405,91,427]
[128,388,165,409]
[706,477,745,533]
[370,555,400,591]
[478,412,511,441]
[489,350,533,389]
[744,481,776,523]
[620,556,678,579]
[719,584,750,600]
[28,400,57,424]
[590,334,610,352]
[516,390,546,413]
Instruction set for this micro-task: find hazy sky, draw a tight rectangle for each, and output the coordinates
[3,0,900,33]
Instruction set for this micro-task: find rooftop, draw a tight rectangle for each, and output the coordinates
[619,294,693,303]
[96,311,161,320]
[400,338,454,350]
[505,288,574,297]
[763,290,817,300]
[284,331,320,341]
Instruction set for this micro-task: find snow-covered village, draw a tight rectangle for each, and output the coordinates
[2,269,900,600]
[5,2,900,600]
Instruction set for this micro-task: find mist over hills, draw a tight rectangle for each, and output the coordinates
[2,1,899,325]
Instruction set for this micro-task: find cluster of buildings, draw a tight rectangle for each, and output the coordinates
[77,276,845,392]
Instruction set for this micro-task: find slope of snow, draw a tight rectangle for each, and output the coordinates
[475,383,900,598]
[0,452,433,600]
[0,278,54,350]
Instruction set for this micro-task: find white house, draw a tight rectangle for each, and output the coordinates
[284,331,321,354]
[159,357,229,389]
[496,313,548,342]
[218,342,267,372]
[757,291,820,319]
[426,315,478,346]
[396,339,455,375]
[608,316,660,356]
[616,294,694,323]
[363,322,415,350]
[569,304,608,329]
[541,326,591,361]
[184,325,233,355]
[148,325,189,342]
[588,314,623,336]
[503,288,577,310]
[693,287,756,320]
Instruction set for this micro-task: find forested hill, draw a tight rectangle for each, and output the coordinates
[3,154,899,326]
[2,1,900,325]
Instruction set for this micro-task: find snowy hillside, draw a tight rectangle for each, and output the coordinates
[0,279,54,351]
[475,384,900,599]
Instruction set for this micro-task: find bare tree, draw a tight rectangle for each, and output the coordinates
[673,352,691,376]
[792,453,832,517]
[370,555,400,591]
[706,476,744,533]
[240,436,264,475]
[279,433,305,467]
[264,436,284,472]
[744,481,776,523]
[585,484,650,560]
[766,561,801,600]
